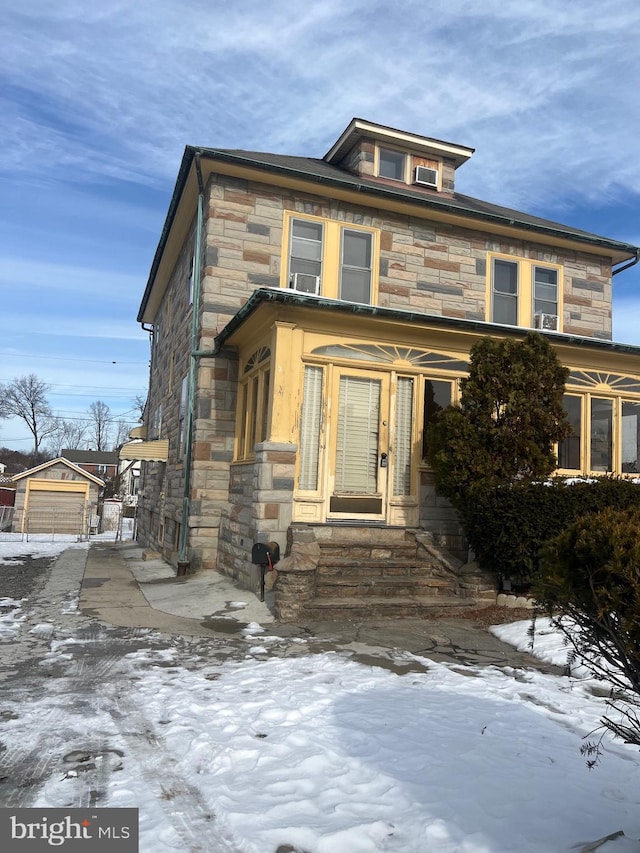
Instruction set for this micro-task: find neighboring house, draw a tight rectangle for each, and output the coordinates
[124,117,640,617]
[117,457,141,503]
[12,458,103,534]
[61,450,118,481]
[0,462,6,474]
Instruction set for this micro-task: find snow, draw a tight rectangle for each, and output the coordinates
[2,540,640,852]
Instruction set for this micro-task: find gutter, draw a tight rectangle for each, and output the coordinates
[210,287,640,357]
[613,249,640,276]
[177,152,205,570]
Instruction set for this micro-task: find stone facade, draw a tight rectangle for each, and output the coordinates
[136,152,618,578]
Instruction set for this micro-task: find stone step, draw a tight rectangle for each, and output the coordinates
[315,576,455,598]
[320,542,416,565]
[303,596,477,620]
[317,560,429,576]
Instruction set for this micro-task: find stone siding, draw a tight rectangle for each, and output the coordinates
[218,442,296,592]
[138,166,615,574]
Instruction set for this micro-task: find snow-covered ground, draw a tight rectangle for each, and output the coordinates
[2,540,640,852]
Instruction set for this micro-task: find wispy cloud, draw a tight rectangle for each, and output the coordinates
[2,1,640,210]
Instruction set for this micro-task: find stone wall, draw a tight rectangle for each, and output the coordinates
[218,441,296,591]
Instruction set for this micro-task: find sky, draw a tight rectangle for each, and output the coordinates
[1,0,640,451]
[2,534,640,851]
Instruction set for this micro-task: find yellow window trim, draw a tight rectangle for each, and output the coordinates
[280,211,379,305]
[486,252,563,330]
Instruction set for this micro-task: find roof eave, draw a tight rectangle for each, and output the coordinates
[213,287,640,358]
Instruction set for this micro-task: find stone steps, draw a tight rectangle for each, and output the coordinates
[304,595,478,620]
[275,523,497,621]
[315,575,454,598]
[317,560,434,577]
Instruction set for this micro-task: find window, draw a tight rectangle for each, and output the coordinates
[299,366,323,490]
[622,401,640,474]
[178,376,188,452]
[235,355,271,461]
[489,255,562,329]
[492,260,518,326]
[378,147,406,181]
[422,379,453,459]
[533,266,558,317]
[590,397,613,472]
[150,404,163,439]
[285,215,377,305]
[340,229,372,303]
[557,392,640,476]
[289,220,323,293]
[188,253,196,305]
[394,377,414,496]
[558,395,582,470]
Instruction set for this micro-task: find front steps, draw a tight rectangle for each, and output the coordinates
[274,524,496,621]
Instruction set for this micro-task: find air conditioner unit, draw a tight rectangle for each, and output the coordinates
[534,312,559,331]
[289,272,320,295]
[414,165,439,188]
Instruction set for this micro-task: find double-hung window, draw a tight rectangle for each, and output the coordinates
[286,215,377,305]
[489,255,561,329]
[289,220,323,294]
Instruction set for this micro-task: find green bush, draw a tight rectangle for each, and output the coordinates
[426,332,570,508]
[462,477,640,587]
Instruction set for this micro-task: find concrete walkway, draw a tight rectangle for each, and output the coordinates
[79,540,562,673]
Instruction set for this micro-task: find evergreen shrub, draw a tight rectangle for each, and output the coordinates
[462,477,640,587]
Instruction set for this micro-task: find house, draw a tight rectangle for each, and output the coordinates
[61,449,118,482]
[124,117,640,618]
[12,457,103,534]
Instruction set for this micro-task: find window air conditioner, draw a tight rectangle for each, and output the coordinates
[534,312,559,331]
[414,165,439,188]
[289,273,320,295]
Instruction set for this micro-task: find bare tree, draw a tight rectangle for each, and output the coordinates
[0,374,57,464]
[46,419,88,457]
[132,394,147,422]
[112,418,133,449]
[87,401,112,451]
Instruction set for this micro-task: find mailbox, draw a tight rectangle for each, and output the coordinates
[251,541,280,602]
[251,541,280,565]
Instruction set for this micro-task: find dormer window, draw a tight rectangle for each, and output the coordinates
[378,148,407,181]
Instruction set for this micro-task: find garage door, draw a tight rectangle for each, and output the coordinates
[26,490,87,534]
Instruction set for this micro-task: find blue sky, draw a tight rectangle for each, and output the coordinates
[1,0,640,450]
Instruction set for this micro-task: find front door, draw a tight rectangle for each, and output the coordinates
[327,370,390,520]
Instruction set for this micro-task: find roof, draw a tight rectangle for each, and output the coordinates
[323,117,475,168]
[138,132,640,323]
[61,450,118,465]
[12,457,105,486]
[213,287,640,358]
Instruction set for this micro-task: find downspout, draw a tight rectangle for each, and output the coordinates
[178,152,205,570]
[612,250,640,276]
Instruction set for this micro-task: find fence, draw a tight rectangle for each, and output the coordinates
[3,503,98,541]
[0,506,14,532]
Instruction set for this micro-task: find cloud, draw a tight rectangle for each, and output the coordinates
[2,0,640,212]
[0,257,142,297]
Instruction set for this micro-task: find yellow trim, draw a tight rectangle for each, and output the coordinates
[486,252,563,330]
[280,211,380,305]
